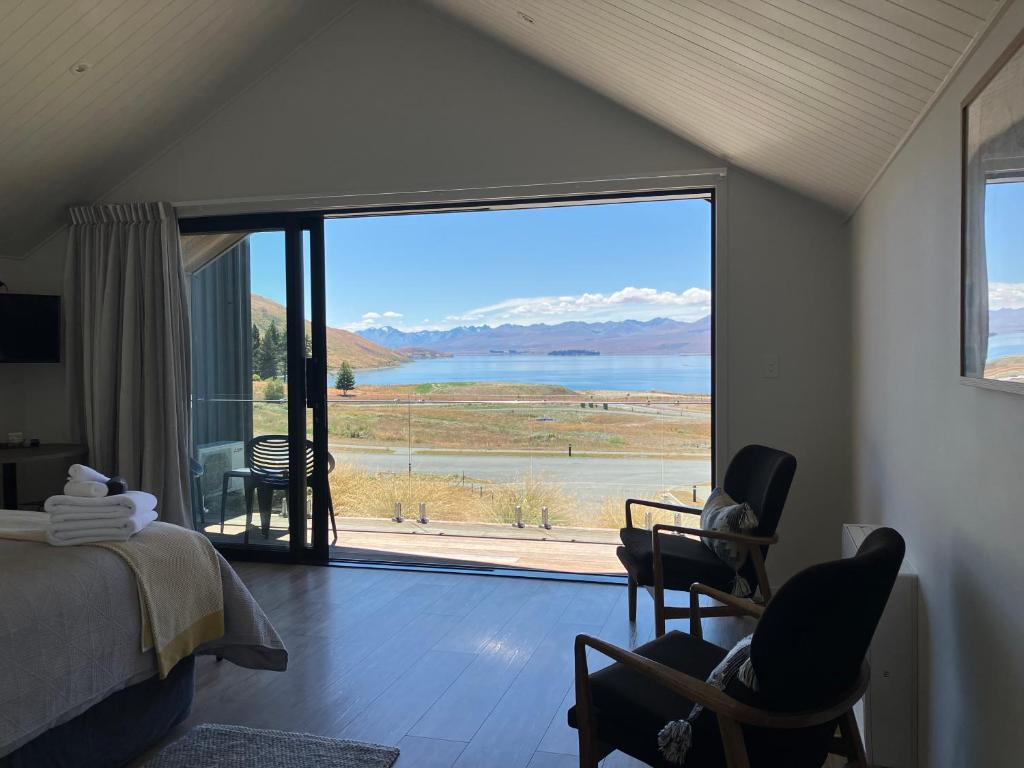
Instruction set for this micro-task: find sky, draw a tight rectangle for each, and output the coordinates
[985,181,1024,310]
[247,198,712,331]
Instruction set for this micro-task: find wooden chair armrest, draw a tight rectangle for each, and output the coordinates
[651,525,777,625]
[624,498,702,529]
[688,583,764,640]
[652,523,778,547]
[575,634,870,730]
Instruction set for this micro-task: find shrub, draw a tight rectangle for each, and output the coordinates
[263,378,285,401]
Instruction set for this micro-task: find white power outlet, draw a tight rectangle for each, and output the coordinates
[763,353,779,378]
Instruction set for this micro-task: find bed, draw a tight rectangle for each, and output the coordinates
[0,531,287,767]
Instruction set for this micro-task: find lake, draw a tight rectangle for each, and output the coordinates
[349,354,711,394]
[988,331,1024,361]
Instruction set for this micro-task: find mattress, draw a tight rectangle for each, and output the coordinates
[0,538,287,757]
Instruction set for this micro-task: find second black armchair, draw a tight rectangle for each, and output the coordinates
[617,444,797,635]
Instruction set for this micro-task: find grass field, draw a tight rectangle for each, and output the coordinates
[238,379,711,530]
[251,379,711,456]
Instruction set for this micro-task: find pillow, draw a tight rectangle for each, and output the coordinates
[700,488,758,594]
[658,634,758,765]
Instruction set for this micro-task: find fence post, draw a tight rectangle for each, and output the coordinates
[674,511,681,528]
[692,484,697,503]
[394,501,403,523]
[644,510,652,530]
[418,502,428,524]
[514,505,524,528]
[540,506,551,530]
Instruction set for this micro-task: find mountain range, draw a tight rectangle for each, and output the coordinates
[990,307,1024,335]
[357,315,711,355]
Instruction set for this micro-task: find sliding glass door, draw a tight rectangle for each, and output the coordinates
[185,217,329,562]
[182,189,713,573]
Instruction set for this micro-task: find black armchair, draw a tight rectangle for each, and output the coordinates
[618,444,797,635]
[570,527,906,768]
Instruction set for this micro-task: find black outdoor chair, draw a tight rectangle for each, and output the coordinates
[571,527,906,768]
[242,435,338,545]
[618,444,797,636]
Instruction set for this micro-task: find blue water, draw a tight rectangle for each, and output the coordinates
[987,331,1024,361]
[348,354,711,394]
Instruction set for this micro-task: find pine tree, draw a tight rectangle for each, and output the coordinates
[257,321,282,380]
[251,324,261,377]
[335,361,355,395]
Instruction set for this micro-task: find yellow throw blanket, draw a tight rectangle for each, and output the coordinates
[0,513,224,678]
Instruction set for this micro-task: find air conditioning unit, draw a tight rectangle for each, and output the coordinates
[842,523,918,768]
[195,440,245,505]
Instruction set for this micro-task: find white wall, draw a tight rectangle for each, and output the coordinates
[851,2,1024,764]
[1,0,849,582]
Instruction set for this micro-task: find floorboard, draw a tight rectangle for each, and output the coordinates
[139,561,773,767]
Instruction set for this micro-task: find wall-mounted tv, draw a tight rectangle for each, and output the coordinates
[0,293,61,363]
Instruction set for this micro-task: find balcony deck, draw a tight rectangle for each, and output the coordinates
[202,511,702,574]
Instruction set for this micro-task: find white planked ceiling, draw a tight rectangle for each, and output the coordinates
[430,0,1004,212]
[0,0,1005,258]
[0,0,356,258]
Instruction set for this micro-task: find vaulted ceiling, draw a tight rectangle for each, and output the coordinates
[0,0,1006,258]
[431,0,1004,211]
[0,0,356,258]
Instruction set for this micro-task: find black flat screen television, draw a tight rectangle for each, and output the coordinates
[0,293,61,363]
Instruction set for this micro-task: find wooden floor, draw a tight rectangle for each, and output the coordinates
[144,561,847,765]
[142,563,840,767]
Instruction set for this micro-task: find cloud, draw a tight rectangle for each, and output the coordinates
[342,310,405,331]
[989,282,1024,310]
[445,286,711,326]
[341,287,711,333]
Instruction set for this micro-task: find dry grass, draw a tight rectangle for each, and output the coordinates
[325,463,712,531]
[328,462,578,526]
[251,394,711,456]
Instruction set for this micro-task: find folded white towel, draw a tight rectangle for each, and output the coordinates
[46,509,157,546]
[67,464,110,483]
[63,480,109,498]
[44,491,157,517]
[50,508,149,524]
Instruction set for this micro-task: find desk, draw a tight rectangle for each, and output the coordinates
[0,444,87,509]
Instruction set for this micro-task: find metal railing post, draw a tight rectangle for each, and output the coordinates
[418,502,429,524]
[394,501,403,523]
[514,505,524,528]
[540,506,551,530]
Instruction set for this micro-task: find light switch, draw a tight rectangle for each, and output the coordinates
[763,353,779,378]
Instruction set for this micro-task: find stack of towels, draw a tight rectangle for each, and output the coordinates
[43,464,158,546]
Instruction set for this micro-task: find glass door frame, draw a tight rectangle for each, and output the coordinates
[182,213,329,564]
[182,186,718,568]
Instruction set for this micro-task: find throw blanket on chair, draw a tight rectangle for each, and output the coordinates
[658,634,759,765]
[0,512,224,678]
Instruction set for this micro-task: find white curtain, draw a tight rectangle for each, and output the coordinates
[64,202,192,527]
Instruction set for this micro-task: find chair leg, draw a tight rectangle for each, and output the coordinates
[627,575,637,622]
[328,495,337,545]
[220,474,230,534]
[244,480,255,545]
[837,710,868,767]
[256,486,273,537]
[577,730,599,768]
[654,592,667,638]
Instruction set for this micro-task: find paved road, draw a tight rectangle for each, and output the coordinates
[330,446,710,504]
